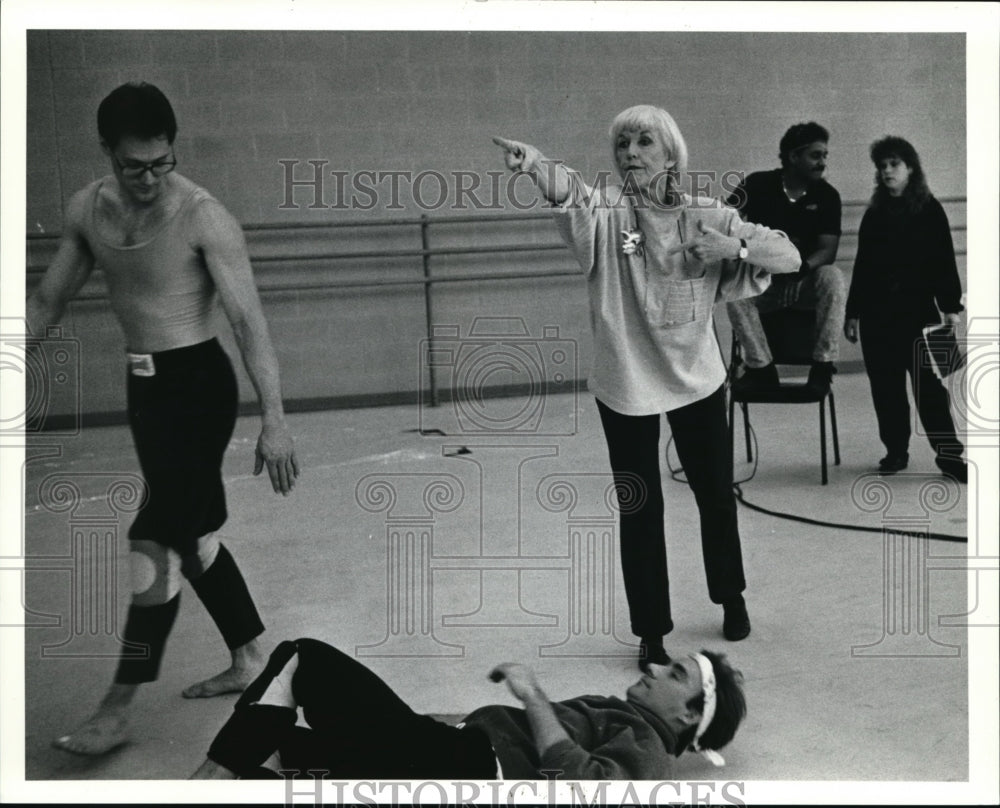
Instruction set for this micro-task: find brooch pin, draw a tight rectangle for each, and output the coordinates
[621,228,644,256]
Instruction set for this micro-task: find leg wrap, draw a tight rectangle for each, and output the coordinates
[129,540,182,606]
[180,532,221,580]
[189,544,264,650]
[114,595,181,684]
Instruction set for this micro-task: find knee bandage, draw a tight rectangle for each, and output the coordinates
[129,540,182,606]
[115,594,181,684]
[181,532,221,580]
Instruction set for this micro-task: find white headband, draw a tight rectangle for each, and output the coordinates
[690,653,725,767]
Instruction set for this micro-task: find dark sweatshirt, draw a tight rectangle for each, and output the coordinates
[846,195,964,322]
[462,695,680,780]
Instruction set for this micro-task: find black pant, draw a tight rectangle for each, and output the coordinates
[126,338,238,555]
[597,385,745,637]
[859,315,963,458]
[207,639,497,780]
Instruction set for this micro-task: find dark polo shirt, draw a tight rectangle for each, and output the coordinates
[726,167,841,259]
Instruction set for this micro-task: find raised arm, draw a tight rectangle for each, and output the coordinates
[26,190,96,336]
[492,136,573,205]
[489,663,654,779]
[671,216,801,275]
[193,200,299,495]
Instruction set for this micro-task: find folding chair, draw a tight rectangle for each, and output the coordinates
[728,307,841,484]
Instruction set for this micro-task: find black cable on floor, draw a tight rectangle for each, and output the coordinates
[667,430,967,544]
[732,482,967,544]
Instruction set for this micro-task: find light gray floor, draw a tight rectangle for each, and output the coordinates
[20,371,975,787]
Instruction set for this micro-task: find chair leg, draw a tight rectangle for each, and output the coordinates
[728,390,735,460]
[828,389,841,465]
[742,402,752,462]
[819,398,828,485]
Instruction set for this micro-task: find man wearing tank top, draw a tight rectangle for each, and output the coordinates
[27,82,300,756]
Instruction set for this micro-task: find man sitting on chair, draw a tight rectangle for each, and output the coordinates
[726,122,846,395]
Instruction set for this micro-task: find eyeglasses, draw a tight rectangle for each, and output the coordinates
[112,152,177,178]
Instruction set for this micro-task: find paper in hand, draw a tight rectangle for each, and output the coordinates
[921,324,966,380]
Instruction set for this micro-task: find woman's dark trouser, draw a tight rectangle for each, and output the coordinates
[859,314,963,458]
[207,639,497,780]
[597,385,745,638]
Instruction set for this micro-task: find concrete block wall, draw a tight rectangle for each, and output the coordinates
[24,30,966,421]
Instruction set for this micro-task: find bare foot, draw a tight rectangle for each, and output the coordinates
[182,664,257,699]
[52,708,129,756]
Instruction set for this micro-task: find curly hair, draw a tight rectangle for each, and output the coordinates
[778,122,829,166]
[869,135,932,214]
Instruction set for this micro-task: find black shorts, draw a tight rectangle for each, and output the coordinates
[126,339,238,556]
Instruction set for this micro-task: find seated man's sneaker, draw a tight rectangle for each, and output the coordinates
[878,452,909,474]
[732,363,779,394]
[806,361,836,394]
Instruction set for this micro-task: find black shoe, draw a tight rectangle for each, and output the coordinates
[936,456,968,483]
[638,627,672,671]
[878,453,909,474]
[733,363,779,394]
[722,595,751,641]
[806,361,836,395]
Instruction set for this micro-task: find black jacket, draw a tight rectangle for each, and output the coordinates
[846,195,963,321]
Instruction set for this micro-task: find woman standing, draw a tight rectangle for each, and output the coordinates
[494,105,800,668]
[844,136,967,482]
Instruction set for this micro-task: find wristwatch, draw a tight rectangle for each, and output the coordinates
[736,238,749,260]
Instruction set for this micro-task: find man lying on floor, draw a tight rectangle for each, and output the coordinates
[190,638,746,780]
